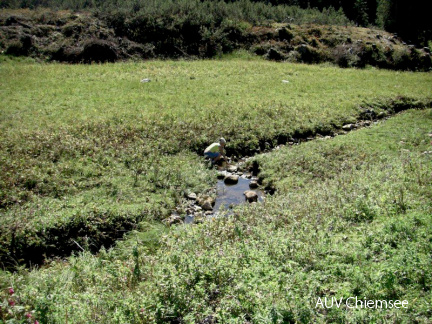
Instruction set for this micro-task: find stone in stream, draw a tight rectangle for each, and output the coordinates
[162,214,182,226]
[244,190,258,203]
[342,124,354,131]
[186,192,197,200]
[377,111,387,119]
[217,171,227,179]
[224,174,239,185]
[227,165,238,173]
[249,180,259,189]
[197,195,215,211]
[193,205,202,212]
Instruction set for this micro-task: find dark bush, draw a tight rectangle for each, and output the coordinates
[252,44,269,56]
[82,39,118,63]
[359,44,388,68]
[278,27,294,42]
[296,44,324,63]
[392,48,414,70]
[266,47,286,61]
[5,35,33,56]
[333,45,360,68]
[418,53,432,71]
[61,22,83,38]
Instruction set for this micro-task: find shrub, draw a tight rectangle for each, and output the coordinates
[266,47,286,61]
[81,38,118,63]
[5,35,33,56]
[295,44,324,63]
[278,27,294,42]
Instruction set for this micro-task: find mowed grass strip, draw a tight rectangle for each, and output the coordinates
[0,56,431,265]
[1,109,431,323]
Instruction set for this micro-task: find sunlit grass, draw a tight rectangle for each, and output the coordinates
[0,56,431,322]
[1,109,431,323]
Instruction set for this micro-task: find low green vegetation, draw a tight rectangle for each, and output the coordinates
[1,108,431,323]
[0,56,431,322]
[1,55,431,265]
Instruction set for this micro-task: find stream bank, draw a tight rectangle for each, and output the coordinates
[163,100,432,226]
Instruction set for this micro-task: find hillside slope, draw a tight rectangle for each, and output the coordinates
[1,9,431,70]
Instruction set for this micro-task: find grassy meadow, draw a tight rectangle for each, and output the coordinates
[1,53,432,322]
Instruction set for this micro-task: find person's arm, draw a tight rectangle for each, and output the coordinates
[219,145,226,159]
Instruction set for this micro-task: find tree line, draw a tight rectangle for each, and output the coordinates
[267,0,430,46]
[1,0,430,45]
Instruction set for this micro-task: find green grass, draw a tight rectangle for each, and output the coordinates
[0,56,431,322]
[1,55,431,262]
[1,109,431,323]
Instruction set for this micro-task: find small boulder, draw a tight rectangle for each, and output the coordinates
[197,196,215,211]
[342,124,354,131]
[162,214,182,226]
[244,190,258,203]
[377,111,387,119]
[224,174,239,185]
[192,205,203,212]
[201,201,213,211]
[217,171,227,179]
[249,180,259,189]
[227,165,238,173]
[186,192,197,200]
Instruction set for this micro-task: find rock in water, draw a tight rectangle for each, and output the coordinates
[201,200,213,211]
[249,180,259,189]
[186,192,197,200]
[162,214,182,226]
[227,165,238,173]
[217,171,227,179]
[197,196,215,211]
[224,174,239,184]
[244,190,258,203]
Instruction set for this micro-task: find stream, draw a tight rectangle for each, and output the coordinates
[182,161,265,224]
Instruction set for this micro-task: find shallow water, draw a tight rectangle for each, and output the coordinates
[213,177,264,215]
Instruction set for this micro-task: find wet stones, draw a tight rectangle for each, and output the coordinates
[197,195,215,211]
[186,192,197,201]
[377,111,387,119]
[224,174,239,184]
[244,190,258,203]
[217,171,227,179]
[249,180,259,189]
[162,214,183,226]
[342,124,355,131]
[227,165,238,173]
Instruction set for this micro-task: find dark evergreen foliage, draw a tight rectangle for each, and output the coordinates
[1,0,430,46]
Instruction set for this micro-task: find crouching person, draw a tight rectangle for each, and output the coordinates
[204,138,226,165]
